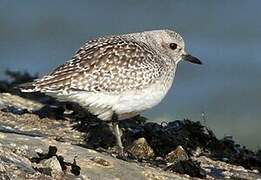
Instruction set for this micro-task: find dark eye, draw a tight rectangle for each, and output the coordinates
[169,43,177,50]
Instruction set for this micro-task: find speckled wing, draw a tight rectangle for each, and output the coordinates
[31,36,163,94]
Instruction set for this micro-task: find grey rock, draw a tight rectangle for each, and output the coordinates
[38,156,63,177]
[0,92,260,179]
[0,132,187,180]
[194,156,261,179]
[0,146,51,179]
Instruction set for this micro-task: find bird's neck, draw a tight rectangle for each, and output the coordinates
[160,58,178,87]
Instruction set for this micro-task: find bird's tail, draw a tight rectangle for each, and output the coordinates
[17,82,38,92]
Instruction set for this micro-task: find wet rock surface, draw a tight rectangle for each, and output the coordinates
[0,71,260,179]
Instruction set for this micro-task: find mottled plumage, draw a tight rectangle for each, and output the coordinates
[36,36,163,93]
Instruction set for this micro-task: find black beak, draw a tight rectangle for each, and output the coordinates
[182,54,202,64]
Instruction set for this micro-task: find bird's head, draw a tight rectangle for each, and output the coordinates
[140,29,202,65]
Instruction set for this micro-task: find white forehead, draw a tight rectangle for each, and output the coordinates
[142,29,184,46]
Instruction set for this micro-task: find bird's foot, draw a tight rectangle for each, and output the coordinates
[109,112,129,160]
[112,146,128,161]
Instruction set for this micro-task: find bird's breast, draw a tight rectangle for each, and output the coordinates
[113,78,174,116]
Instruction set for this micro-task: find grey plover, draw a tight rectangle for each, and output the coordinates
[20,29,202,153]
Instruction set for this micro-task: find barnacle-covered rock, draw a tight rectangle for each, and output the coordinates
[165,145,189,163]
[126,137,154,159]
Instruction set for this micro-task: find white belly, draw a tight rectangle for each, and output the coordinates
[47,81,173,121]
[114,82,170,115]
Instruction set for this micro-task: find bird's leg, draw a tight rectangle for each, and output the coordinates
[111,112,124,155]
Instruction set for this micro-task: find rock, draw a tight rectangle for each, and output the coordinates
[165,159,206,178]
[165,145,189,163]
[0,131,186,180]
[90,157,112,167]
[0,146,50,179]
[0,110,83,144]
[191,146,204,157]
[37,156,62,177]
[195,156,261,179]
[0,91,260,179]
[126,137,155,159]
[0,93,43,112]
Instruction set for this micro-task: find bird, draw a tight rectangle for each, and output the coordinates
[20,29,202,155]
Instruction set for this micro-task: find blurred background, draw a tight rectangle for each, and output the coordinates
[0,0,260,149]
